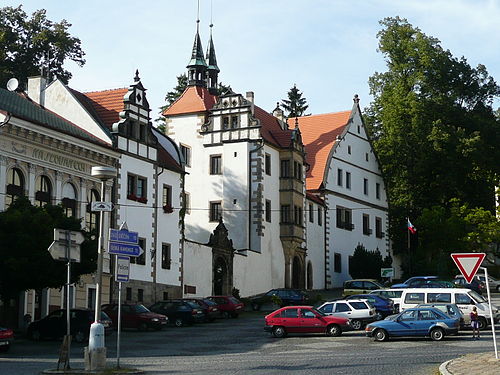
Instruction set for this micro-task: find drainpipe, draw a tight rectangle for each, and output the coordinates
[248,140,264,252]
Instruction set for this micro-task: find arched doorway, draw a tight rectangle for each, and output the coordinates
[213,257,227,295]
[291,256,302,289]
[307,261,313,290]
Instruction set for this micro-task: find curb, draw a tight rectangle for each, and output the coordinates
[41,368,144,375]
[438,359,453,375]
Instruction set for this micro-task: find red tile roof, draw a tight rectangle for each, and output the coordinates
[163,86,217,116]
[254,105,293,148]
[289,111,351,190]
[81,88,128,128]
[306,191,325,206]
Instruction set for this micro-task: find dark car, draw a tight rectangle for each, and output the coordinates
[345,294,396,319]
[102,303,168,331]
[207,296,245,318]
[453,276,485,295]
[0,325,14,352]
[264,306,350,338]
[391,276,439,288]
[248,289,309,311]
[182,298,219,322]
[149,300,204,327]
[27,309,113,343]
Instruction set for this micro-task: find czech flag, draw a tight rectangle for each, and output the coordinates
[407,218,417,234]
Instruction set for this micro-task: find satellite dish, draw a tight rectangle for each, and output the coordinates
[7,78,19,92]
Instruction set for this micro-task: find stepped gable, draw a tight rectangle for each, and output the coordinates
[78,88,128,129]
[289,111,351,190]
[163,86,217,116]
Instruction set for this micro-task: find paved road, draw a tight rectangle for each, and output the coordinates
[1,295,499,375]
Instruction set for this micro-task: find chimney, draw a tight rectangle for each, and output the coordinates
[27,76,47,106]
[245,91,254,114]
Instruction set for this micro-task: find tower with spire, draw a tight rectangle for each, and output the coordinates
[206,22,219,95]
[186,12,208,87]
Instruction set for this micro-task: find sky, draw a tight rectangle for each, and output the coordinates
[4,0,500,117]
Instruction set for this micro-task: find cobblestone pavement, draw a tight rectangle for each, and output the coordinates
[441,352,500,375]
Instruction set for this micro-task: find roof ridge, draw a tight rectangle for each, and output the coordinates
[294,110,351,119]
[84,87,128,94]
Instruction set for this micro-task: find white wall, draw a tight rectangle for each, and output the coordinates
[306,200,326,290]
[182,241,213,297]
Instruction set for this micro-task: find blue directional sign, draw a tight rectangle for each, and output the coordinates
[109,228,138,244]
[108,242,143,257]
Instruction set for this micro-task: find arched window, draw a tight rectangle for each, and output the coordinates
[5,167,25,207]
[35,175,52,207]
[86,189,100,232]
[62,182,77,217]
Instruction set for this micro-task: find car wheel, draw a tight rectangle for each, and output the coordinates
[174,318,184,327]
[31,329,41,341]
[375,313,383,321]
[326,324,342,337]
[138,322,148,331]
[223,311,230,319]
[351,319,362,330]
[0,344,10,352]
[252,303,261,311]
[272,326,286,338]
[373,328,388,342]
[430,327,444,341]
[74,330,86,343]
[478,317,488,330]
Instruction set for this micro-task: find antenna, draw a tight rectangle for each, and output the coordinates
[6,78,19,92]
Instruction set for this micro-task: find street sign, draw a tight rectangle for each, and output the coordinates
[381,268,394,278]
[54,229,85,245]
[48,241,81,262]
[451,253,486,283]
[108,242,143,257]
[91,201,112,212]
[115,256,130,282]
[109,228,138,244]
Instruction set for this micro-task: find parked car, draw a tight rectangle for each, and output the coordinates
[27,309,113,343]
[391,276,439,288]
[452,276,485,295]
[264,306,350,338]
[182,298,220,322]
[477,274,500,292]
[149,300,204,327]
[248,289,309,311]
[102,303,168,330]
[417,303,467,328]
[345,294,396,319]
[413,280,456,288]
[365,307,460,341]
[207,296,245,318]
[0,325,14,352]
[369,289,404,312]
[342,279,385,297]
[317,299,376,330]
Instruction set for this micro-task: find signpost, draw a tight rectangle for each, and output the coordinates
[451,253,498,360]
[48,229,84,370]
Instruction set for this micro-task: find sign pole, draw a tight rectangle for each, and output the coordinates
[65,230,71,370]
[481,267,498,359]
[117,277,122,368]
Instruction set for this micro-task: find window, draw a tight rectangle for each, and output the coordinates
[336,206,353,230]
[400,310,417,321]
[127,122,136,138]
[301,309,316,318]
[334,303,351,313]
[138,288,144,302]
[62,182,77,218]
[283,308,299,318]
[404,293,424,304]
[334,253,341,273]
[6,168,25,207]
[87,287,96,309]
[265,154,271,176]
[363,178,368,195]
[376,183,381,200]
[131,238,146,265]
[265,200,271,222]
[86,189,100,232]
[419,310,439,320]
[180,144,191,167]
[210,155,222,175]
[365,153,369,162]
[346,172,351,189]
[348,145,351,154]
[280,205,291,223]
[210,201,222,222]
[363,214,371,235]
[375,217,383,238]
[456,293,473,304]
[319,303,333,314]
[294,205,303,226]
[139,124,146,142]
[35,175,52,207]
[184,192,191,214]
[137,177,146,198]
[161,243,171,269]
[293,161,302,181]
[427,293,451,303]
[222,116,229,129]
[280,159,290,177]
[318,207,322,226]
[349,301,368,310]
[127,174,147,203]
[309,204,314,223]
[127,174,135,197]
[126,287,132,301]
[163,292,169,300]
[231,115,239,129]
[337,168,343,186]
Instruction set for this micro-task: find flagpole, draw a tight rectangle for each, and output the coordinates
[407,217,411,275]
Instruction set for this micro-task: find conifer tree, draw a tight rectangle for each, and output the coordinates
[281,84,309,118]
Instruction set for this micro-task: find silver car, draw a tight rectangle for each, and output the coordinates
[317,299,376,330]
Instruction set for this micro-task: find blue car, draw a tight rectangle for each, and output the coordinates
[345,294,396,319]
[365,307,460,341]
[391,276,438,288]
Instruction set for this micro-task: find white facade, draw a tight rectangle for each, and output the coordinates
[305,198,326,290]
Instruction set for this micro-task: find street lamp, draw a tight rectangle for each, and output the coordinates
[88,166,116,370]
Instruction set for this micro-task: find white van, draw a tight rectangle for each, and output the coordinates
[400,288,500,329]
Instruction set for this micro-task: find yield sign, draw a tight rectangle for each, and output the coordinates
[451,253,486,283]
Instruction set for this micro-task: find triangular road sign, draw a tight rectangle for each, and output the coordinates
[450,253,486,283]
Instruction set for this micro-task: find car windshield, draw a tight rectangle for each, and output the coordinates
[132,304,150,313]
[229,297,241,304]
[468,291,486,303]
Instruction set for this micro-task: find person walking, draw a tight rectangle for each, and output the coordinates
[470,306,480,339]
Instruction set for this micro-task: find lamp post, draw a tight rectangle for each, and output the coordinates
[88,166,116,370]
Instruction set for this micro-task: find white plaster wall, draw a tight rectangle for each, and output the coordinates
[306,201,326,290]
[182,241,213,297]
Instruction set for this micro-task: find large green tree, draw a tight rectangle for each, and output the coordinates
[281,84,309,118]
[0,5,85,88]
[365,17,500,275]
[0,197,97,303]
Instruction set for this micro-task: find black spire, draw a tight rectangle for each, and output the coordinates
[206,23,219,95]
[186,3,207,87]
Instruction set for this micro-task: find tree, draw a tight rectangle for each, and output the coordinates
[0,5,85,88]
[348,244,391,280]
[365,17,500,272]
[281,84,309,118]
[0,197,96,303]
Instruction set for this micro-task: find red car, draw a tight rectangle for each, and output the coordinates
[0,326,14,352]
[102,303,168,331]
[264,306,350,338]
[207,296,245,318]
